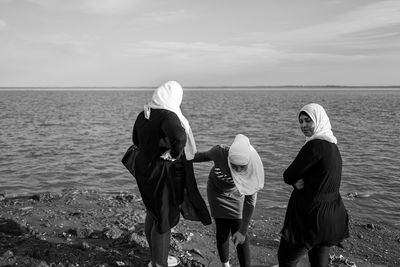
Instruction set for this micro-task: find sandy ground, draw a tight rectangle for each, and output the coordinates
[0,188,399,267]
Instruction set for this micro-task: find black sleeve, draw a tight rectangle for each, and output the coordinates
[193,145,219,163]
[283,141,320,185]
[161,113,187,158]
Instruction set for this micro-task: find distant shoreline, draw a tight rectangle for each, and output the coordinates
[1,85,400,91]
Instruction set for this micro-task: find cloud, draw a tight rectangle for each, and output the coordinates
[339,1,400,35]
[228,0,400,63]
[3,32,97,59]
[121,40,284,69]
[80,0,141,15]
[133,9,187,24]
[0,19,6,29]
[287,0,400,43]
[34,33,102,58]
[25,0,142,15]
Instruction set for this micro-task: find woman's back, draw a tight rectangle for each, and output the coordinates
[303,139,342,196]
[132,109,186,176]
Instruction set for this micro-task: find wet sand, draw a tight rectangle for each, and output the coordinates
[0,188,399,266]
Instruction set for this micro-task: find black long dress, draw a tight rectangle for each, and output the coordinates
[281,139,349,248]
[132,108,211,233]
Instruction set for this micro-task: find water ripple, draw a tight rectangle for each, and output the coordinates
[0,89,399,228]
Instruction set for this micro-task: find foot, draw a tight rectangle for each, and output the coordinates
[168,255,179,267]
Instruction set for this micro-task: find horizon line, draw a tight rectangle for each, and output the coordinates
[1,85,400,89]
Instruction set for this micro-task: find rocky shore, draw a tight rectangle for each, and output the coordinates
[0,189,399,267]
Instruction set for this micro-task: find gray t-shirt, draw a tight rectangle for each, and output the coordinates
[194,145,257,219]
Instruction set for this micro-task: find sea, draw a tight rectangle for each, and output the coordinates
[0,87,399,229]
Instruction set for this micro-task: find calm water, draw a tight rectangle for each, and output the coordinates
[0,88,399,229]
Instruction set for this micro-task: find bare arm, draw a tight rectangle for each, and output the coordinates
[232,193,257,246]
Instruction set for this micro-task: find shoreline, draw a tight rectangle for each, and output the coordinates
[0,188,399,266]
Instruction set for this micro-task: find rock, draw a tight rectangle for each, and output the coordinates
[347,192,358,198]
[1,250,14,258]
[41,222,52,228]
[64,229,78,237]
[30,195,41,201]
[95,246,107,252]
[366,223,375,230]
[20,206,34,211]
[0,251,17,266]
[72,241,91,250]
[357,234,364,239]
[37,261,50,267]
[104,227,124,239]
[172,232,187,242]
[89,229,104,239]
[128,232,148,248]
[188,248,204,258]
[77,227,94,238]
[0,218,27,235]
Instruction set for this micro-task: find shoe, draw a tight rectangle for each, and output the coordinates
[148,256,179,267]
[168,255,179,267]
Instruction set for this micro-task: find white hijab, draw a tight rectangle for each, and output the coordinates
[300,103,337,144]
[144,81,197,160]
[228,134,265,195]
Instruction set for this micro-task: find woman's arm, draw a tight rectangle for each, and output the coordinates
[193,145,219,163]
[283,142,319,185]
[232,193,257,245]
[239,193,256,235]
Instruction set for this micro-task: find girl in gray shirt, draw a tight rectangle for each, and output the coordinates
[194,134,264,267]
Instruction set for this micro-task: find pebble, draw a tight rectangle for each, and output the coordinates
[366,223,375,229]
[81,241,90,250]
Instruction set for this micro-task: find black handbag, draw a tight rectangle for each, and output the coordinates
[121,144,140,177]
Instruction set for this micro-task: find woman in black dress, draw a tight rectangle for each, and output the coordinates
[278,103,349,267]
[132,81,210,267]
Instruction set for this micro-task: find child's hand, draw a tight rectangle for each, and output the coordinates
[231,231,246,246]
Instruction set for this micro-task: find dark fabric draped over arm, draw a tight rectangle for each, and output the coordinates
[132,120,139,146]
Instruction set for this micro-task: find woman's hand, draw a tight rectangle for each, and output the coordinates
[160,150,176,162]
[232,231,246,246]
[293,179,304,190]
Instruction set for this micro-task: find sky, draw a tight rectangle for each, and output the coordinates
[0,0,399,87]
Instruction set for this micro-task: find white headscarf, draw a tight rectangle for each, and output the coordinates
[228,134,265,195]
[144,81,197,160]
[300,103,337,144]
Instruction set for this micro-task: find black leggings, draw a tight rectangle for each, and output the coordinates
[215,218,250,267]
[277,237,330,267]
